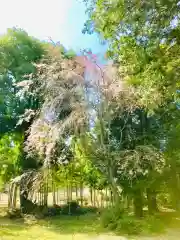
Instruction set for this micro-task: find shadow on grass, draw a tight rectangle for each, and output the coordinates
[0,206,106,237]
[27,209,180,237]
[0,208,27,237]
[37,211,108,236]
[1,206,180,238]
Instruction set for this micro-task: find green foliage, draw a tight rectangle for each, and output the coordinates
[64,49,76,59]
[0,133,23,187]
[0,21,179,227]
[74,114,164,202]
[0,27,45,135]
[101,205,165,235]
[73,136,108,189]
[84,0,180,108]
[116,217,143,235]
[100,204,125,229]
[83,0,180,214]
[0,28,44,78]
[61,201,80,215]
[52,137,107,190]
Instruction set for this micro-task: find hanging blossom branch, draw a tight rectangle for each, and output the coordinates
[16,43,137,166]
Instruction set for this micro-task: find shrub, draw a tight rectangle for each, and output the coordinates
[100,204,125,228]
[116,216,142,235]
[100,205,166,235]
[61,201,80,215]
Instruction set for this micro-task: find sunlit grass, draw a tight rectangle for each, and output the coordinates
[0,215,119,240]
[0,208,109,240]
[1,207,180,240]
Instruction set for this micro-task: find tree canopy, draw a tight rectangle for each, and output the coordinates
[0,7,180,221]
[0,28,45,135]
[83,0,180,109]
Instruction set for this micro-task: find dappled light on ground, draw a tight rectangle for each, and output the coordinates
[1,207,180,240]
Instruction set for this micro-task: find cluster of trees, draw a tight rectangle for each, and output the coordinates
[82,0,180,216]
[0,28,78,208]
[0,0,180,218]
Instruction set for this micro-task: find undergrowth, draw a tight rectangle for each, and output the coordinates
[100,204,167,235]
[1,204,179,237]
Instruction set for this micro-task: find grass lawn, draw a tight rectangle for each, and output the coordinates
[1,207,180,240]
[0,211,113,240]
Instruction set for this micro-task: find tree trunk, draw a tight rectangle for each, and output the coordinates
[147,188,158,215]
[52,182,56,206]
[42,186,48,216]
[20,182,28,214]
[94,189,96,207]
[109,167,119,205]
[80,182,83,206]
[126,195,132,210]
[19,119,37,212]
[171,172,180,210]
[90,188,93,205]
[133,189,143,218]
[12,184,17,209]
[76,184,78,198]
[8,183,13,209]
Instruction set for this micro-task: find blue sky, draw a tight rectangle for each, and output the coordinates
[0,0,106,56]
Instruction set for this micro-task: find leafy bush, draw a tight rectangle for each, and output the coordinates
[100,204,125,228]
[100,205,166,235]
[61,201,80,215]
[116,216,142,235]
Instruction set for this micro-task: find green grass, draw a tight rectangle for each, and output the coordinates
[1,207,180,240]
[0,207,108,240]
[0,214,115,240]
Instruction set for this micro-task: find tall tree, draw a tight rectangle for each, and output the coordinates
[0,28,46,211]
[83,0,180,109]
[0,27,45,135]
[83,0,180,215]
